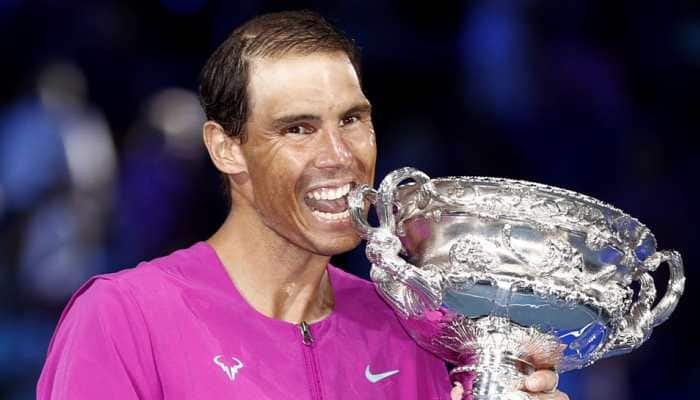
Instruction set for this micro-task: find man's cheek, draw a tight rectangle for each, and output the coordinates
[348,141,375,167]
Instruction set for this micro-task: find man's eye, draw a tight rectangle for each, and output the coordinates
[340,115,359,127]
[284,124,314,135]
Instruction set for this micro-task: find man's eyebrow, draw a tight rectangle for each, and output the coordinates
[270,103,372,129]
[342,103,372,116]
[271,113,322,129]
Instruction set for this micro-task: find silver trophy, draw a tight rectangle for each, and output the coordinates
[348,167,685,399]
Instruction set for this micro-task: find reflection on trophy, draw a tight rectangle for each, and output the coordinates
[348,167,685,400]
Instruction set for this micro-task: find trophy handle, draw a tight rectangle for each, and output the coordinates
[376,167,432,232]
[348,183,379,238]
[350,166,435,235]
[348,168,444,317]
[603,250,685,357]
[643,250,685,327]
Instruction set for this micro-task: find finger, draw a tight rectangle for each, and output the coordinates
[450,382,464,400]
[527,344,567,369]
[529,391,569,400]
[524,370,558,393]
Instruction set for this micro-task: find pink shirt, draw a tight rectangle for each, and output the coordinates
[37,242,452,399]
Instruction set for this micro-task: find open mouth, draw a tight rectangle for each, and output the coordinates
[304,182,354,222]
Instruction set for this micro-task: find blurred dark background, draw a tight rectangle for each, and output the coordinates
[0,0,697,398]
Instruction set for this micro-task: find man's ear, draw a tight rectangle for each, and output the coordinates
[202,121,248,179]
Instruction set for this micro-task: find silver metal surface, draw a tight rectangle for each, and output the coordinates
[348,167,685,399]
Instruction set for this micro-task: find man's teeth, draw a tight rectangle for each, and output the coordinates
[306,183,351,201]
[312,209,350,221]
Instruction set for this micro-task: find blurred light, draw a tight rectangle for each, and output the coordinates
[0,185,5,216]
[61,112,117,191]
[0,102,68,210]
[0,0,21,12]
[679,21,700,65]
[18,195,107,303]
[147,88,205,158]
[0,316,55,379]
[160,0,208,15]
[459,2,533,120]
[37,61,87,112]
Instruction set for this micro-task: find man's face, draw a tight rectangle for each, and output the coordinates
[238,51,376,256]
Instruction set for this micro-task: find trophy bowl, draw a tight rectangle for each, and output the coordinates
[348,167,685,399]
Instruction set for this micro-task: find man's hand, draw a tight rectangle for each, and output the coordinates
[517,369,569,399]
[450,370,569,400]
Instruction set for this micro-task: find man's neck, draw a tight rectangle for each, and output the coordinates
[207,207,335,324]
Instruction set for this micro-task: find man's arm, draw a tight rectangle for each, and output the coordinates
[37,278,160,399]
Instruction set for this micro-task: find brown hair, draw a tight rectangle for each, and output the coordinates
[198,10,362,203]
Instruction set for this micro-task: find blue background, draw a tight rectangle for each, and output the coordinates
[0,0,697,398]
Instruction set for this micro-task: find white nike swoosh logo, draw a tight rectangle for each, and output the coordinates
[365,365,400,383]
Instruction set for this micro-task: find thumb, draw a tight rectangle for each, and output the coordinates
[451,382,464,400]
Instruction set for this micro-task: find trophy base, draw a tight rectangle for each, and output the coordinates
[440,316,562,400]
[451,348,535,400]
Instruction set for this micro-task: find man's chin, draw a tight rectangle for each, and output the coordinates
[311,235,363,257]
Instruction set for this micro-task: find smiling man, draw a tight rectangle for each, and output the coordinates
[37,11,567,400]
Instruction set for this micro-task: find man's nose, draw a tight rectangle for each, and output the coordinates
[315,128,353,169]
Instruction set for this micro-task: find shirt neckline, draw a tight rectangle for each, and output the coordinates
[195,241,338,335]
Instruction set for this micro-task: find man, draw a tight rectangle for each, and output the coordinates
[38,11,567,399]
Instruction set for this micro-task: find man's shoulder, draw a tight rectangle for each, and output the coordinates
[72,242,213,305]
[328,265,404,323]
[328,264,377,299]
[328,264,371,286]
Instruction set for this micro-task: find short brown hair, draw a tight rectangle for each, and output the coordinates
[198,10,363,203]
[199,10,362,141]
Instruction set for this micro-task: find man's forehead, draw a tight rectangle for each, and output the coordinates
[247,52,366,116]
[248,52,357,88]
[249,50,353,69]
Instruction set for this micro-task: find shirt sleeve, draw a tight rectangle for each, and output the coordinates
[37,277,161,399]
